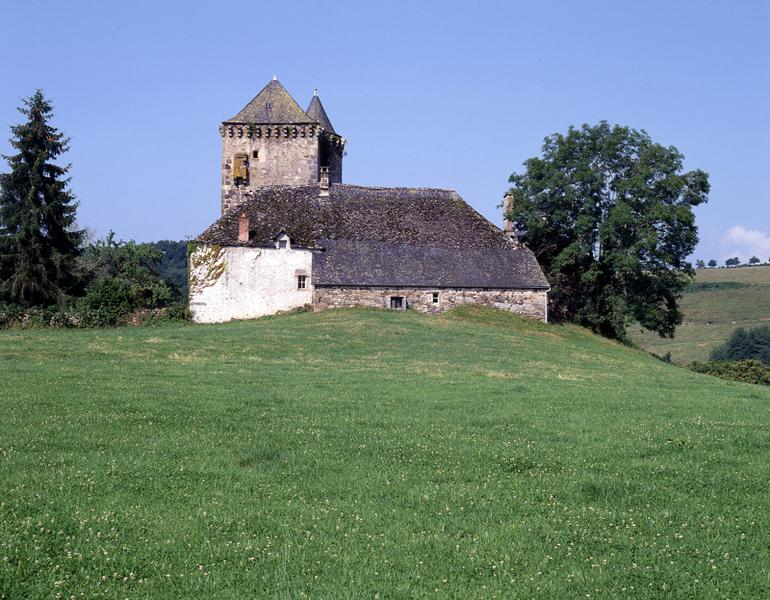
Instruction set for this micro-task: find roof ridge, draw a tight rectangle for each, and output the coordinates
[333,183,458,194]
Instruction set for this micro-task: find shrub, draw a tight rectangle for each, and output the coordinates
[685,281,749,293]
[710,325,770,365]
[689,360,770,385]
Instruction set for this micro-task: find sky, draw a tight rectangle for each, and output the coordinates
[2,0,768,264]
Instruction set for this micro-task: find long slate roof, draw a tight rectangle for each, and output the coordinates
[196,184,549,289]
[315,240,549,289]
[225,79,316,125]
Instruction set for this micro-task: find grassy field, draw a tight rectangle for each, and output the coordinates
[1,307,769,598]
[631,265,770,364]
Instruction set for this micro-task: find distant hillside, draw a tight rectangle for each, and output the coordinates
[631,264,770,363]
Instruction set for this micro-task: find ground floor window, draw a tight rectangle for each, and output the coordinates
[432,292,439,304]
[390,296,404,310]
[297,275,306,290]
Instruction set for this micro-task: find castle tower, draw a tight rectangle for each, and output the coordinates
[219,77,345,214]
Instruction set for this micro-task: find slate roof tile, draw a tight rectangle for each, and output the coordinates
[195,183,549,289]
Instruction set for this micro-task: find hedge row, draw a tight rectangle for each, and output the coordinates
[688,360,770,386]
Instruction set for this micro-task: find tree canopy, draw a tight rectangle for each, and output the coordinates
[710,325,770,365]
[0,91,83,306]
[507,121,709,341]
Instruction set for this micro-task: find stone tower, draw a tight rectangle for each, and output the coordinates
[219,77,345,214]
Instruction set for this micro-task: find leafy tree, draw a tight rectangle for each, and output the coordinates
[507,121,709,341]
[695,259,705,269]
[725,257,740,267]
[710,325,770,365]
[152,240,189,296]
[80,232,179,310]
[749,256,760,265]
[707,259,717,268]
[0,91,83,305]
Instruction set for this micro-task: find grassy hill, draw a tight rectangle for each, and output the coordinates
[1,308,768,598]
[631,265,770,364]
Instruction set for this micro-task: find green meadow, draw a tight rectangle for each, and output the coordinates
[1,308,768,598]
[631,265,770,364]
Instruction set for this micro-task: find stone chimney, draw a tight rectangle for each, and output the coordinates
[502,192,515,234]
[238,211,249,243]
[319,166,330,196]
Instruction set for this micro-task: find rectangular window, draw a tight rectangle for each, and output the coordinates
[297,275,306,290]
[432,292,439,304]
[278,240,287,249]
[233,154,248,182]
[390,296,404,310]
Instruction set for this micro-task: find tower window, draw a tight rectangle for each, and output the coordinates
[252,150,259,159]
[297,275,306,290]
[232,154,248,184]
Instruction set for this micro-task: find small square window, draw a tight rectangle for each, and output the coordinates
[278,240,287,249]
[390,296,404,310]
[432,292,439,304]
[297,275,306,290]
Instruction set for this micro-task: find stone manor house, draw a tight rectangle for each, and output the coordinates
[189,77,549,323]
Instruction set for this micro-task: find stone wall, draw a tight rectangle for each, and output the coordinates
[314,286,548,321]
[321,135,343,184]
[189,242,314,323]
[221,130,320,214]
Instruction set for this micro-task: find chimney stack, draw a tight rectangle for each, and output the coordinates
[238,211,249,243]
[502,192,514,233]
[319,166,330,196]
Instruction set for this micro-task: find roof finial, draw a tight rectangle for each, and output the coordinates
[313,88,318,97]
[272,74,277,81]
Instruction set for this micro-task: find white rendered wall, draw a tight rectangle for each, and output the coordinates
[189,244,313,323]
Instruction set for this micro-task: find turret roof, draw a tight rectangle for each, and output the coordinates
[225,78,316,125]
[305,92,336,134]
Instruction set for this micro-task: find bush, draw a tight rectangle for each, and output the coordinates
[686,281,749,293]
[710,325,770,365]
[689,360,770,385]
[83,276,135,324]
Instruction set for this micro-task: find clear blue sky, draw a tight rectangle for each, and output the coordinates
[2,0,768,263]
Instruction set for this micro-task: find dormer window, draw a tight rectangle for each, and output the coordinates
[274,232,290,250]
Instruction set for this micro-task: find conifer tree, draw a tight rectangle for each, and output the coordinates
[0,91,83,306]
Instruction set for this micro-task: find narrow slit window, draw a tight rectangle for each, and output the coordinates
[297,275,306,290]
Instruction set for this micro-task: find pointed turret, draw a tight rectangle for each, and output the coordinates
[305,89,336,134]
[226,77,315,124]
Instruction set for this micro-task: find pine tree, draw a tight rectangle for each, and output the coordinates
[0,90,83,306]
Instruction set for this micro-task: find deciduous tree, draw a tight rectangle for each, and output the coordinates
[507,121,709,341]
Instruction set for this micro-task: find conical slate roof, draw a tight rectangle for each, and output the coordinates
[225,78,315,124]
[306,92,336,134]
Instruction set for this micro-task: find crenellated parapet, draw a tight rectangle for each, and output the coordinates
[220,123,319,139]
[219,123,345,148]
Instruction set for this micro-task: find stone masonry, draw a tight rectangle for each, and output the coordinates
[314,287,548,320]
